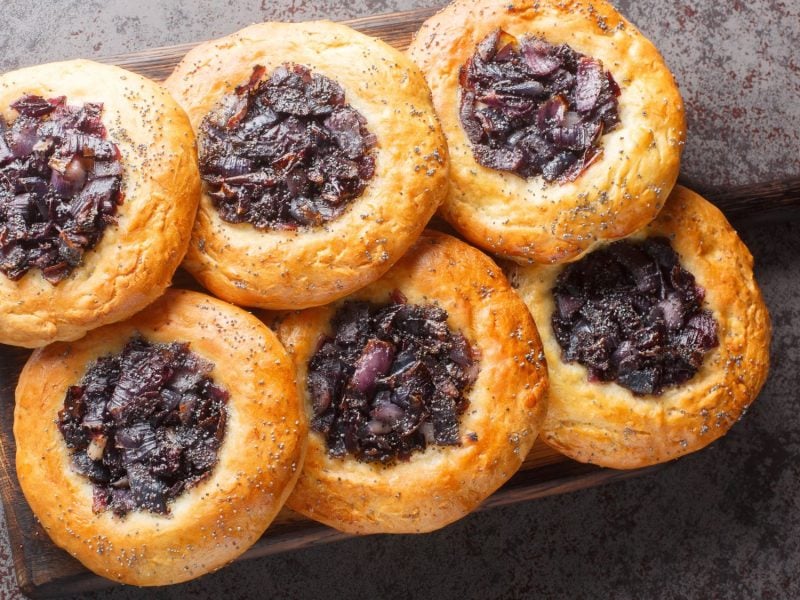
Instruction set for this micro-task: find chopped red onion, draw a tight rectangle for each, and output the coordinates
[57,337,229,516]
[199,64,376,230]
[308,298,479,463]
[552,238,719,395]
[460,29,621,182]
[0,94,123,284]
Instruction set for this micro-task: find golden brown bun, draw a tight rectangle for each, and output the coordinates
[507,186,771,469]
[15,289,306,586]
[164,21,448,310]
[408,0,685,263]
[271,231,547,534]
[0,60,200,348]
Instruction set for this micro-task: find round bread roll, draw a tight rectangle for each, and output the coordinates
[164,21,448,310]
[15,289,305,586]
[0,60,200,348]
[507,186,771,468]
[408,0,685,263]
[273,231,547,534]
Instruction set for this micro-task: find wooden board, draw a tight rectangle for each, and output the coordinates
[0,5,799,599]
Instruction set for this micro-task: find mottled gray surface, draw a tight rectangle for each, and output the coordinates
[1,1,798,599]
[615,0,800,189]
[0,0,436,66]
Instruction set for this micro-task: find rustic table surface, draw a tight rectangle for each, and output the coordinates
[1,0,799,598]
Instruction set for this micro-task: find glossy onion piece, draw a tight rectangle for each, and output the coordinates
[199,64,377,230]
[307,297,479,464]
[459,29,620,182]
[551,238,719,395]
[57,336,228,516]
[0,94,123,284]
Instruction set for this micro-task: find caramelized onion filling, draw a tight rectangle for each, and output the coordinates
[0,95,123,283]
[58,337,228,516]
[307,294,479,464]
[199,64,377,230]
[459,29,620,182]
[551,238,719,395]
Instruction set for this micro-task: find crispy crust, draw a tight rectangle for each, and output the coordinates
[164,21,448,310]
[408,0,685,263]
[271,231,547,534]
[0,60,200,348]
[507,186,771,469]
[14,289,306,586]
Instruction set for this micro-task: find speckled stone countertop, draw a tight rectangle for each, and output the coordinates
[1,1,799,598]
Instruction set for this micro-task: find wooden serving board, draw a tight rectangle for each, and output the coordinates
[1,6,799,599]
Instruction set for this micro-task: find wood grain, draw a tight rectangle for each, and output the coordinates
[97,7,439,81]
[696,177,800,226]
[0,4,798,599]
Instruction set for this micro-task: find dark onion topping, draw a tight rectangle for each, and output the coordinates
[198,64,377,230]
[307,297,479,464]
[0,95,123,284]
[57,336,229,517]
[551,238,719,395]
[459,29,621,182]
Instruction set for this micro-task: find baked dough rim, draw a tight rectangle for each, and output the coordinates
[14,289,306,586]
[164,20,449,310]
[273,230,548,534]
[0,59,200,348]
[408,0,686,263]
[507,186,771,469]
